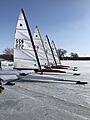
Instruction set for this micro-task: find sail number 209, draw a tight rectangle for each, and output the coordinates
[16,39,24,48]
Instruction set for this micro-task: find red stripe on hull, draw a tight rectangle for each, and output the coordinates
[51,65,68,69]
[44,65,69,69]
[36,68,66,73]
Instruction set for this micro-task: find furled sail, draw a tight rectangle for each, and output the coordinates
[51,40,61,64]
[44,35,56,65]
[33,26,49,66]
[14,9,39,69]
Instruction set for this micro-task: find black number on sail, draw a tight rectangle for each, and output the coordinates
[16,39,24,48]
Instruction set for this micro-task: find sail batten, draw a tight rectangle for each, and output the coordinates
[16,28,28,31]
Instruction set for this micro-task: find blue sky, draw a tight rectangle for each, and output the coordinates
[0,0,90,56]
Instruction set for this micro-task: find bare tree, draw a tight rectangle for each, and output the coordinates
[1,48,14,61]
[57,49,67,59]
[3,48,13,55]
[70,52,79,60]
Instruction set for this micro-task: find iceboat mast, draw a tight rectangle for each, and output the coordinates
[51,40,61,64]
[21,9,42,73]
[46,35,57,66]
[34,26,49,66]
[14,9,42,73]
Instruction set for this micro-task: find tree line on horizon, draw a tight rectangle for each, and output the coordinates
[0,48,90,61]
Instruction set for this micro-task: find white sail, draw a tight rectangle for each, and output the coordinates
[44,36,55,65]
[14,10,39,69]
[51,40,61,64]
[33,26,49,66]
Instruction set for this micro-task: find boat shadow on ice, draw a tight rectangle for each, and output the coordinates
[15,78,76,84]
[2,74,88,85]
[0,73,88,85]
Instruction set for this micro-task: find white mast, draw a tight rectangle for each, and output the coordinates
[14,9,40,70]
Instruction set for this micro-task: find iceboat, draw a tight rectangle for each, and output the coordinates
[14,9,70,75]
[33,26,77,71]
[33,26,79,75]
[13,9,80,76]
[44,35,78,71]
[50,40,78,70]
[3,9,85,84]
[33,26,76,74]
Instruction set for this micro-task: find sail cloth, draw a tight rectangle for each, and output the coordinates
[44,35,56,65]
[14,10,39,69]
[33,26,49,66]
[51,40,61,64]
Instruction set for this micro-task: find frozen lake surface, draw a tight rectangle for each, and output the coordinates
[0,61,90,120]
